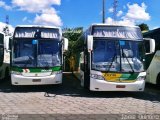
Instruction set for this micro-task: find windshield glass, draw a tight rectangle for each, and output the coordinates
[12,39,61,67]
[92,39,145,72]
[38,40,61,67]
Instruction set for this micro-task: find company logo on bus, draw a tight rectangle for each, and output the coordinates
[102,73,137,82]
[14,27,60,39]
[92,26,142,39]
[15,32,58,39]
[41,69,52,72]
[23,69,30,73]
[102,73,121,82]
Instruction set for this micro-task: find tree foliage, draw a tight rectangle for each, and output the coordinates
[63,27,83,55]
[138,23,149,31]
[62,27,83,71]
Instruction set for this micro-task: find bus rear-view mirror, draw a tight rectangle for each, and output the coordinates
[63,38,68,51]
[5,36,12,52]
[87,35,93,52]
[144,38,155,55]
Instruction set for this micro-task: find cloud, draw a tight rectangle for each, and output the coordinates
[106,2,150,26]
[125,2,150,21]
[12,0,62,26]
[105,17,113,24]
[0,0,12,10]
[117,11,123,17]
[105,17,135,26]
[34,8,62,26]
[0,22,14,34]
[108,7,114,13]
[12,0,61,13]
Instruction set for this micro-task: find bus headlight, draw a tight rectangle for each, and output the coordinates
[11,71,22,75]
[137,76,146,81]
[51,71,62,75]
[91,74,105,80]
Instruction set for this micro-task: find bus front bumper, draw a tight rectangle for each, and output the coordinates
[11,74,62,85]
[90,78,145,91]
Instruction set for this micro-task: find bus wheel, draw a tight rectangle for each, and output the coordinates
[156,73,160,87]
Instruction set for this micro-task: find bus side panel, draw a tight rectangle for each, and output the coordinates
[0,63,9,80]
[83,50,90,89]
[146,51,160,84]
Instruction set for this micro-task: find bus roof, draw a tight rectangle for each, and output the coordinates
[143,27,160,36]
[90,23,140,29]
[15,25,61,30]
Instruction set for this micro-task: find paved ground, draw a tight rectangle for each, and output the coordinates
[0,73,160,120]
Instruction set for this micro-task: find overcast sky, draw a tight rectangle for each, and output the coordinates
[0,0,159,33]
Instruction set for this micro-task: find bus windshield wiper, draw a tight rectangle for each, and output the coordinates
[121,49,134,73]
[23,56,33,68]
[107,53,117,72]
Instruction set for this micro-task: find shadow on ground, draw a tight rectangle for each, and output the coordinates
[0,73,160,102]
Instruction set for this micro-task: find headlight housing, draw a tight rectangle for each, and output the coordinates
[137,76,146,81]
[91,74,105,80]
[11,71,22,75]
[51,71,62,75]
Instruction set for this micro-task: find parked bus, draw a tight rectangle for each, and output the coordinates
[11,25,68,85]
[0,32,10,80]
[78,24,155,91]
[143,28,160,86]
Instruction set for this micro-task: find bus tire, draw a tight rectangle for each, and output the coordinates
[156,73,160,87]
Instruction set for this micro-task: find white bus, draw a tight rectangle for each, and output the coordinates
[143,28,160,86]
[78,24,155,91]
[11,25,68,85]
[0,32,10,80]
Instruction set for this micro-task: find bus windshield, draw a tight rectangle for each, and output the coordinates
[12,39,61,67]
[92,39,145,72]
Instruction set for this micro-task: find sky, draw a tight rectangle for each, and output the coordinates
[0,0,159,34]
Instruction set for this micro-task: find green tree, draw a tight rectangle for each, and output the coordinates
[63,27,83,71]
[138,23,149,31]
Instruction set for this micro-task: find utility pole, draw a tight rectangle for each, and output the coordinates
[102,0,106,23]
[113,0,118,23]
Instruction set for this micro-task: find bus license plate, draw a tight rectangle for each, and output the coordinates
[32,79,41,82]
[116,85,126,88]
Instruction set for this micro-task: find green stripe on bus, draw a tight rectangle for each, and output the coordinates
[120,73,139,80]
[11,66,62,73]
[102,72,139,82]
